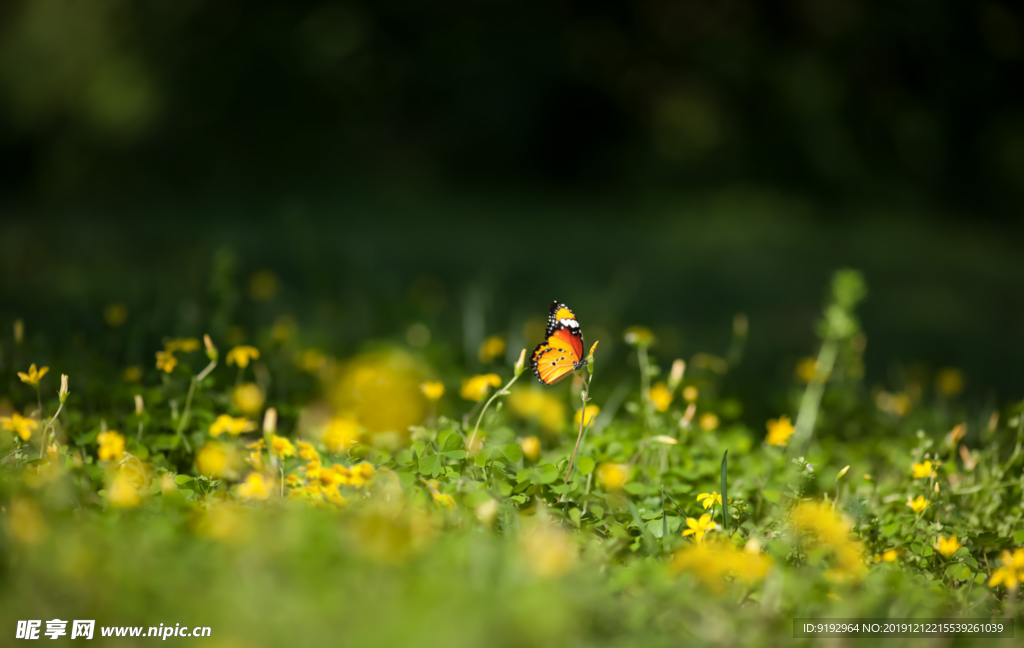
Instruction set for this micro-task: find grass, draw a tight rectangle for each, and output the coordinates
[1,267,1022,647]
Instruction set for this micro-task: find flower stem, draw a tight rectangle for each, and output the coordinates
[467,372,520,454]
[559,371,592,501]
[176,359,217,453]
[637,346,653,431]
[38,401,64,460]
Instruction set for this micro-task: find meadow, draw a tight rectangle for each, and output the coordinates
[1,265,1021,647]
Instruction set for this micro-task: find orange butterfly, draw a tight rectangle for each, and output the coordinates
[531,301,586,385]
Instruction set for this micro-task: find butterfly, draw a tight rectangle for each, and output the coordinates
[531,301,586,385]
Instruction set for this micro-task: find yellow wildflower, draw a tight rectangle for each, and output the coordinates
[623,326,654,347]
[911,461,934,479]
[165,338,200,353]
[934,535,962,558]
[348,462,376,488]
[17,363,49,387]
[520,435,541,461]
[478,335,506,363]
[195,442,238,478]
[596,463,629,490]
[9,497,46,544]
[880,549,899,562]
[97,431,126,462]
[521,522,577,577]
[906,495,929,514]
[155,351,177,373]
[460,373,502,402]
[420,381,445,401]
[107,470,140,508]
[269,434,297,459]
[989,548,1024,590]
[226,345,261,368]
[682,386,698,403]
[795,357,818,383]
[789,502,866,582]
[509,388,566,433]
[233,383,265,415]
[209,414,257,437]
[297,440,319,462]
[875,391,911,416]
[475,499,499,527]
[323,417,360,453]
[671,540,772,590]
[699,412,719,431]
[765,416,795,447]
[1,412,38,441]
[298,348,327,372]
[935,368,965,397]
[573,404,600,429]
[237,473,270,500]
[682,514,717,544]
[696,491,722,510]
[649,382,673,412]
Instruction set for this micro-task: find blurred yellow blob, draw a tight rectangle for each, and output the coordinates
[596,463,629,490]
[104,303,128,327]
[196,503,252,544]
[671,540,772,591]
[165,338,200,353]
[123,366,142,382]
[238,473,270,500]
[935,368,965,397]
[520,435,541,461]
[623,326,654,347]
[107,469,141,508]
[765,416,794,447]
[649,381,673,412]
[795,357,818,383]
[420,381,444,401]
[521,521,576,577]
[209,414,256,437]
[875,391,911,416]
[699,412,719,431]
[323,417,360,453]
[269,434,296,459]
[233,383,265,416]
[573,404,600,429]
[682,385,698,403]
[509,387,566,433]
[332,349,426,436]
[97,431,125,462]
[1,412,37,441]
[478,335,506,363]
[9,497,47,544]
[911,461,934,479]
[155,351,177,373]
[249,270,278,301]
[934,535,961,558]
[789,501,865,583]
[226,345,260,368]
[196,442,240,479]
[461,373,502,402]
[272,316,297,342]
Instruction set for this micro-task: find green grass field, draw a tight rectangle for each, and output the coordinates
[1,267,1021,647]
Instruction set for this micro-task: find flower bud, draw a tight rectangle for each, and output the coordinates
[263,407,278,434]
[836,465,850,480]
[204,334,218,362]
[513,348,526,377]
[668,359,685,391]
[587,340,599,374]
[58,374,70,403]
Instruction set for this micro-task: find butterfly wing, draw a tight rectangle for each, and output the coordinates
[531,319,585,385]
[546,301,581,337]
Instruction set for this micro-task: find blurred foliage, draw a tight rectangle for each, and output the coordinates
[1,267,1023,645]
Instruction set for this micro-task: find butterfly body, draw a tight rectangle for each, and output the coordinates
[531,301,586,385]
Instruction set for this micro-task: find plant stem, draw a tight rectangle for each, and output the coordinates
[176,359,217,453]
[788,336,840,456]
[38,401,64,460]
[559,372,592,501]
[467,372,520,454]
[637,346,653,431]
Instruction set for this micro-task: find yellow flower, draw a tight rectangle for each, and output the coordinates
[989,548,1024,590]
[420,381,445,401]
[911,461,935,479]
[699,412,719,431]
[795,357,818,383]
[934,535,962,558]
[906,495,930,514]
[269,434,297,459]
[521,522,577,577]
[237,473,271,500]
[1,412,38,441]
[323,417,360,453]
[520,435,541,461]
[107,470,140,508]
[682,514,717,544]
[233,383,265,415]
[696,491,722,510]
[17,363,49,387]
[432,492,456,509]
[165,338,200,353]
[682,386,698,403]
[880,549,899,562]
[789,502,866,582]
[104,303,128,327]
[509,388,566,433]
[649,382,673,412]
[765,416,795,447]
[875,391,911,416]
[297,440,319,462]
[9,497,46,545]
[155,351,177,373]
[623,326,654,347]
[209,414,257,437]
[573,404,600,429]
[226,345,261,368]
[195,442,239,478]
[298,348,327,372]
[671,540,772,590]
[935,368,965,397]
[123,366,142,382]
[347,462,376,489]
[478,335,506,363]
[97,431,126,462]
[460,373,502,402]
[596,463,629,490]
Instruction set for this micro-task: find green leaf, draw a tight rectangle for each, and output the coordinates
[881,522,899,537]
[1014,529,1024,543]
[623,483,645,495]
[441,450,467,460]
[174,474,194,485]
[569,508,582,524]
[762,489,780,503]
[590,505,605,519]
[577,456,595,475]
[502,444,522,464]
[974,573,986,584]
[442,433,464,452]
[550,483,575,494]
[720,450,729,534]
[418,454,441,477]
